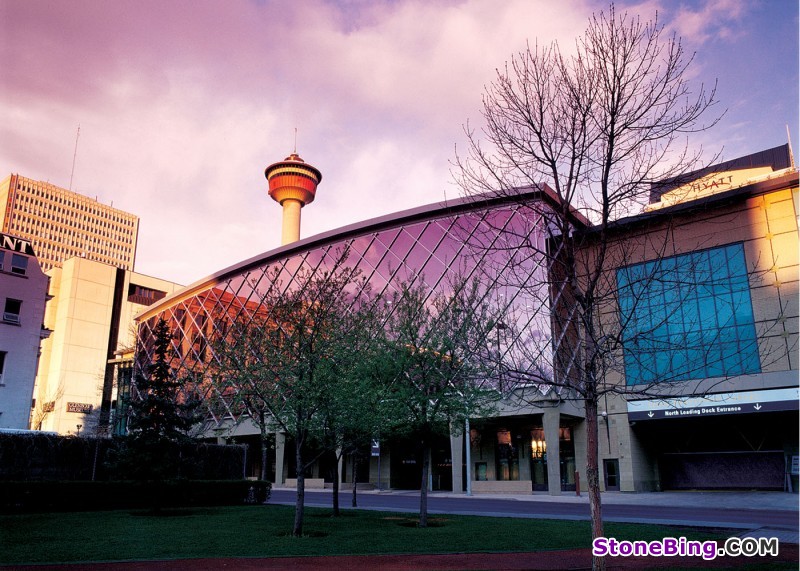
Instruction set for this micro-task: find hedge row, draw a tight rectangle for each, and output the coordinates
[1,480,271,513]
[0,433,246,481]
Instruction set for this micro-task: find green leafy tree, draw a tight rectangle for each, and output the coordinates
[212,253,374,536]
[319,310,394,514]
[380,278,502,527]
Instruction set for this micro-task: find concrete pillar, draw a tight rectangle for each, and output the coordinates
[275,431,286,485]
[543,408,561,496]
[518,435,532,482]
[337,447,344,485]
[450,432,464,493]
[280,199,302,245]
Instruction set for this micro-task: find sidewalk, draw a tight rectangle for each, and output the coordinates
[426,489,800,511]
[275,486,800,544]
[275,485,800,512]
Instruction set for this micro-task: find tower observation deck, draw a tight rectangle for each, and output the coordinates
[265,153,322,245]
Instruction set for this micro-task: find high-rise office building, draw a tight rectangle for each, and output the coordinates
[0,174,139,272]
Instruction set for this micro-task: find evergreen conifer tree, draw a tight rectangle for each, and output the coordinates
[115,318,201,482]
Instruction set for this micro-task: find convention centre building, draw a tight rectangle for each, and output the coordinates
[134,145,798,495]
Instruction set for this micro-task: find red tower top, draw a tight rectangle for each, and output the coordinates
[264,153,322,207]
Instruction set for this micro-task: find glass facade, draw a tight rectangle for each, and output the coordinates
[135,195,554,429]
[618,242,761,384]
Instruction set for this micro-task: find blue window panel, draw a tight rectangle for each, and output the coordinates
[654,350,672,379]
[667,315,684,336]
[684,346,708,379]
[708,247,728,276]
[705,346,726,377]
[618,242,761,385]
[720,341,744,376]
[716,325,737,344]
[682,298,702,333]
[625,263,648,290]
[732,289,755,325]
[638,352,657,383]
[649,302,667,332]
[740,340,761,374]
[736,324,760,370]
[714,294,735,328]
[697,296,717,329]
[618,292,634,318]
[670,348,690,376]
[623,349,641,382]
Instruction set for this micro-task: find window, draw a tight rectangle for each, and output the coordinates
[0,351,6,385]
[3,298,22,324]
[617,243,760,384]
[127,284,167,306]
[0,251,4,271]
[11,254,28,276]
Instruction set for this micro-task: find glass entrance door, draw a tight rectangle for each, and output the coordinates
[530,428,548,491]
[604,459,620,491]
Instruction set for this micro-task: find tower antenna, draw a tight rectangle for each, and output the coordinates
[69,124,80,191]
[293,127,298,154]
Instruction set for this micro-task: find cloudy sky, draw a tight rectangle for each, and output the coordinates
[1,0,797,286]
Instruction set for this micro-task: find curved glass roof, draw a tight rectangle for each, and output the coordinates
[135,189,561,428]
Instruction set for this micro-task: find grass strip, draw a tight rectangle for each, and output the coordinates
[1,505,729,565]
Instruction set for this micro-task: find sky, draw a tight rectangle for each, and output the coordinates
[1,0,797,286]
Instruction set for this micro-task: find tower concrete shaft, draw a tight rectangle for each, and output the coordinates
[280,198,303,245]
[265,153,322,246]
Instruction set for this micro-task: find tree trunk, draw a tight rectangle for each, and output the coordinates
[293,440,305,537]
[261,440,268,481]
[585,397,605,571]
[351,454,358,507]
[332,450,341,517]
[419,437,431,528]
[260,411,269,481]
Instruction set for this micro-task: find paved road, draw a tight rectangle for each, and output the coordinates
[270,489,799,531]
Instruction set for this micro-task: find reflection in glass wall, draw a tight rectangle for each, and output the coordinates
[136,197,556,432]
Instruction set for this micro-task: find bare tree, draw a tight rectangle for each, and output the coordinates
[454,5,724,569]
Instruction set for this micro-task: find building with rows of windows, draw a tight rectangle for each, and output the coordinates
[135,145,798,494]
[0,173,182,435]
[0,232,51,430]
[0,174,139,272]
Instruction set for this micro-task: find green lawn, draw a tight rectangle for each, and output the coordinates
[1,505,728,565]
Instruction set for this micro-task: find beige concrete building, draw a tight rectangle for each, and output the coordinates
[577,145,799,492]
[0,233,50,429]
[32,257,181,435]
[0,174,139,272]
